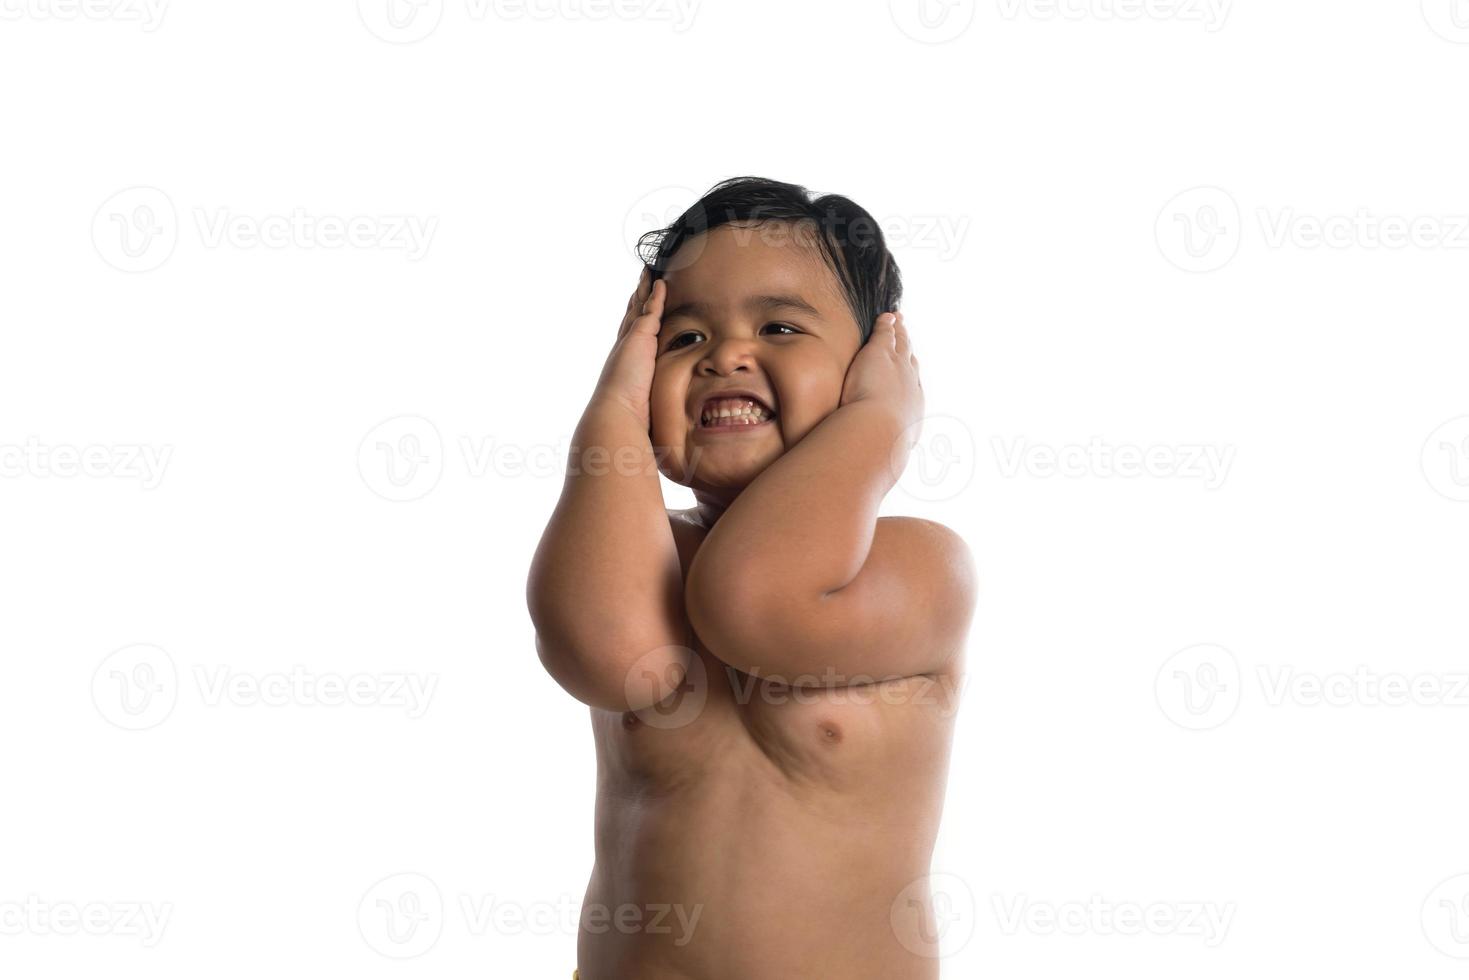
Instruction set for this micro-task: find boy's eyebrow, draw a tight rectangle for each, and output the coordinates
[662,293,822,323]
[751,294,822,318]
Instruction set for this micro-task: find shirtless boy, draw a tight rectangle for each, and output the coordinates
[526,177,978,980]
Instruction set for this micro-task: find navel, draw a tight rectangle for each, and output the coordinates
[622,711,640,730]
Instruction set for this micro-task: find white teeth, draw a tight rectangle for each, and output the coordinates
[700,397,773,426]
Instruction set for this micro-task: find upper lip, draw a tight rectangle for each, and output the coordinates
[695,388,778,420]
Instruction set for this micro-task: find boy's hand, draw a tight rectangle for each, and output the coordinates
[591,267,666,429]
[839,311,924,445]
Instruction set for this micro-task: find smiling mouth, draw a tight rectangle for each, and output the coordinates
[698,396,777,430]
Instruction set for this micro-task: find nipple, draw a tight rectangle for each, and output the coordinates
[622,711,640,730]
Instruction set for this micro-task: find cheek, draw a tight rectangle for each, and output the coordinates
[771,355,845,437]
[647,365,688,441]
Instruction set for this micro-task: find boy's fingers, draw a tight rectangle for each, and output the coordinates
[630,279,666,334]
[643,278,666,317]
[643,276,666,314]
[875,312,897,347]
[619,270,655,339]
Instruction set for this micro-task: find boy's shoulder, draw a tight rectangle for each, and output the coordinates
[878,515,974,561]
[878,516,978,599]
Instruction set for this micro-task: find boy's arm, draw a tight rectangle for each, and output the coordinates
[526,275,692,711]
[684,315,976,685]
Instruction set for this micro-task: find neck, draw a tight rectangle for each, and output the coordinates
[692,492,731,529]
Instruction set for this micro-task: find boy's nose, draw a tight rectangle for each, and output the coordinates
[697,336,759,375]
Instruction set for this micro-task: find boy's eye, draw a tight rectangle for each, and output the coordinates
[664,323,800,351]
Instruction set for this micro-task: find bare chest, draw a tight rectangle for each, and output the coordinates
[595,640,959,798]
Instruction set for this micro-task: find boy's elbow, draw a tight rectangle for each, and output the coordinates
[534,629,694,713]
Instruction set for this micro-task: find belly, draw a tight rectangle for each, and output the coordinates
[582,771,943,980]
[578,655,960,979]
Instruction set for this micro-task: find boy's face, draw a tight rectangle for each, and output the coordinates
[649,222,863,504]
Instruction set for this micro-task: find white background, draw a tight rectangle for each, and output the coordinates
[3,1,1468,977]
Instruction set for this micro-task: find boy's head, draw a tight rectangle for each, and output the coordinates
[636,176,902,507]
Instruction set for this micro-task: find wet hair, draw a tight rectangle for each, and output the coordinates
[635,176,902,345]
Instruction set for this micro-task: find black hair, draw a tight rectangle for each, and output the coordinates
[635,176,902,345]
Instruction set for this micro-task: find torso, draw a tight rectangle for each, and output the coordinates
[578,508,965,980]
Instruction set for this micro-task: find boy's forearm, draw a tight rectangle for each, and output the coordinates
[527,399,684,660]
[687,401,904,607]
